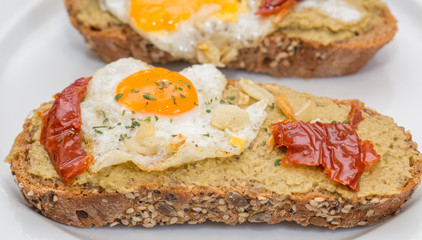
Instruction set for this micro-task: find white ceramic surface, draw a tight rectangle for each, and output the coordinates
[0,0,421,238]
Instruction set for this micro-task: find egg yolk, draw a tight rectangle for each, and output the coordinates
[130,0,246,32]
[115,68,198,116]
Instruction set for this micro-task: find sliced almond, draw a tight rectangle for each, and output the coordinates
[167,134,187,152]
[237,92,250,106]
[124,137,161,155]
[295,100,314,122]
[276,94,295,120]
[239,78,274,105]
[211,104,251,132]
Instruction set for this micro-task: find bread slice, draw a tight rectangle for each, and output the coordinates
[5,78,422,229]
[64,0,397,78]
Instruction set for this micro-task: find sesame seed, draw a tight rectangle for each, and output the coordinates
[314,197,325,202]
[109,221,119,227]
[310,200,318,207]
[370,198,380,204]
[121,220,129,225]
[177,210,185,217]
[151,212,158,218]
[170,217,178,224]
[102,199,109,203]
[223,215,229,220]
[218,199,225,205]
[239,213,249,218]
[218,205,227,211]
[53,196,58,202]
[132,217,141,222]
[143,223,154,228]
[305,204,314,211]
[366,210,375,217]
[138,206,146,210]
[125,193,135,199]
[192,207,202,212]
[126,208,134,214]
[148,205,156,212]
[27,190,34,196]
[358,221,368,226]
[331,221,340,225]
[341,208,349,214]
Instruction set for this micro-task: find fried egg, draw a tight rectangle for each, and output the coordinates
[98,0,275,65]
[81,58,268,172]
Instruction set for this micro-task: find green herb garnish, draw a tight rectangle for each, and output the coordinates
[274,159,281,167]
[143,93,157,100]
[115,94,124,101]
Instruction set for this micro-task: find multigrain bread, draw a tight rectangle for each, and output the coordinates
[64,0,397,78]
[5,78,422,229]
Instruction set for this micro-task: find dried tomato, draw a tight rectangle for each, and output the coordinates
[40,77,93,184]
[271,120,380,191]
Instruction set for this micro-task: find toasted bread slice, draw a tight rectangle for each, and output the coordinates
[64,0,397,78]
[5,78,422,229]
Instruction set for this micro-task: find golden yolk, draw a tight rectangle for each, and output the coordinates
[115,68,198,116]
[130,0,246,32]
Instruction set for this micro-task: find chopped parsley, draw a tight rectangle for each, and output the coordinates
[227,96,236,100]
[68,129,75,135]
[145,116,151,122]
[270,102,275,110]
[263,140,266,146]
[83,136,88,144]
[92,126,108,129]
[332,120,337,124]
[180,94,186,99]
[194,102,198,106]
[170,118,174,123]
[120,134,125,141]
[342,120,349,124]
[172,95,177,106]
[58,137,63,143]
[102,111,109,123]
[206,109,211,113]
[220,99,226,104]
[131,89,139,93]
[94,129,103,134]
[155,116,159,121]
[202,133,210,137]
[274,159,281,167]
[143,93,157,100]
[185,82,191,89]
[122,110,126,116]
[114,94,124,101]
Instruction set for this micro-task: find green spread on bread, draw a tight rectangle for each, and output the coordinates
[25,82,416,198]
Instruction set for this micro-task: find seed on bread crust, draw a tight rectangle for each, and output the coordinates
[225,192,248,208]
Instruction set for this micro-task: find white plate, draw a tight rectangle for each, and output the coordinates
[0,0,421,238]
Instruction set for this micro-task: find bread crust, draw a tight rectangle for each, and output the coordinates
[64,0,397,78]
[6,91,422,229]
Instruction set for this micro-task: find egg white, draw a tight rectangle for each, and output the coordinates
[99,0,276,62]
[81,58,268,172]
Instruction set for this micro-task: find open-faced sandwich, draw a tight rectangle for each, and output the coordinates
[65,0,397,78]
[5,58,421,229]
